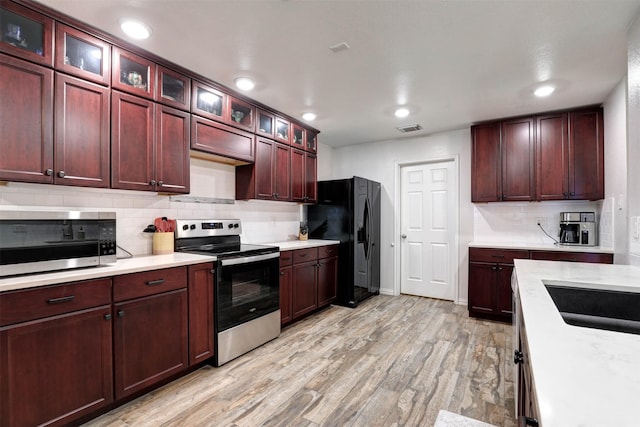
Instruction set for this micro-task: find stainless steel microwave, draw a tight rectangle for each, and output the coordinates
[0,211,116,277]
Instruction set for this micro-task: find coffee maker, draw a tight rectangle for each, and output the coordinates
[559,212,597,246]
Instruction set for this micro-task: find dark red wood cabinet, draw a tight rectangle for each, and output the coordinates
[290,148,317,203]
[111,91,190,193]
[236,137,291,201]
[536,112,569,200]
[279,250,293,326]
[471,122,501,202]
[501,117,535,201]
[292,259,318,320]
[0,1,54,67]
[55,23,111,86]
[112,47,155,100]
[317,246,338,307]
[568,108,604,200]
[55,72,110,187]
[112,268,189,400]
[0,279,113,427]
[0,53,53,183]
[187,263,215,365]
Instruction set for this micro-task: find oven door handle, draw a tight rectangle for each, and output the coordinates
[220,252,280,266]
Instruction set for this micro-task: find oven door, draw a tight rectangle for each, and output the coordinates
[216,252,280,332]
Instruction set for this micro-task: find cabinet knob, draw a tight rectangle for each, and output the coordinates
[104,313,112,320]
[117,310,125,318]
[570,192,575,197]
[158,181,164,187]
[150,179,157,186]
[514,349,524,364]
[57,170,65,178]
[45,168,53,176]
[497,195,501,200]
[563,192,568,197]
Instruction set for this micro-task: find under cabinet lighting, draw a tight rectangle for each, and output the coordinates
[302,112,316,121]
[234,77,255,91]
[120,20,151,40]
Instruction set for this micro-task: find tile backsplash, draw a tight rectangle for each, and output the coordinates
[0,159,303,257]
[473,199,612,248]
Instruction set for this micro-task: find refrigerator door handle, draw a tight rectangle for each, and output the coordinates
[363,198,371,258]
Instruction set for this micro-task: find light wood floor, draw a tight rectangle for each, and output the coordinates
[85,295,516,427]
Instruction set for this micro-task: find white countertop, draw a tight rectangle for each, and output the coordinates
[469,241,613,253]
[271,239,340,250]
[513,259,640,427]
[0,253,215,293]
[0,240,340,293]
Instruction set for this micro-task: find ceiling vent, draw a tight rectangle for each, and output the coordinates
[329,42,350,53]
[396,124,423,133]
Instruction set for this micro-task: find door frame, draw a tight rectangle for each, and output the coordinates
[393,156,460,302]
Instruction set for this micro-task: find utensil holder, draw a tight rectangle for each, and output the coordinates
[152,232,174,255]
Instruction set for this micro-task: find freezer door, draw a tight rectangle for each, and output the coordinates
[368,180,381,293]
[354,177,370,301]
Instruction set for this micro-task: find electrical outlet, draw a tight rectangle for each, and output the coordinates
[535,217,548,228]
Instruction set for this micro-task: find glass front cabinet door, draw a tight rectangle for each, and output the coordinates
[291,123,304,149]
[192,80,226,122]
[112,47,155,99]
[0,2,53,66]
[227,96,254,131]
[306,130,317,153]
[55,24,110,85]
[256,109,274,139]
[275,116,290,144]
[156,65,190,111]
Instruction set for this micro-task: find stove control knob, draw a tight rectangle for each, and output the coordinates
[182,225,189,231]
[233,223,239,228]
[227,223,233,229]
[190,224,196,230]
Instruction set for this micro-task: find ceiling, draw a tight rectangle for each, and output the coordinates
[35,0,640,148]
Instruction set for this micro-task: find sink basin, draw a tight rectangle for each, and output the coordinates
[544,282,640,335]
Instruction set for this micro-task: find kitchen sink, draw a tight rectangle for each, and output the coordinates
[544,281,640,335]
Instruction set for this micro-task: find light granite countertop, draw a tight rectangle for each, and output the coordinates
[469,241,613,254]
[513,259,640,427]
[0,239,340,292]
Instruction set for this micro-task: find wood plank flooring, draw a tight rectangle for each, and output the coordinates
[84,295,516,427]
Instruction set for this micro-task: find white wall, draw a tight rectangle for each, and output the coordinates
[603,78,628,264]
[628,14,640,266]
[0,158,302,256]
[325,129,474,304]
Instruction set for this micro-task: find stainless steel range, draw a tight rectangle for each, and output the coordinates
[174,219,280,366]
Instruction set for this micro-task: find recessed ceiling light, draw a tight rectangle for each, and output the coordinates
[534,85,555,97]
[120,20,151,40]
[302,112,316,121]
[394,107,410,118]
[234,77,255,91]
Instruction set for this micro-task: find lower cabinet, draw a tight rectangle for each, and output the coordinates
[187,263,215,365]
[469,247,614,323]
[0,279,113,427]
[282,245,338,326]
[113,267,189,400]
[516,308,540,425]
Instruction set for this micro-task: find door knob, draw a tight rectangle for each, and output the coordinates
[401,234,407,239]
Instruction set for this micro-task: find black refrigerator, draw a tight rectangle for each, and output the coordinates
[308,176,381,307]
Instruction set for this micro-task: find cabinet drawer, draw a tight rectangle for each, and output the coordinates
[293,247,318,264]
[469,247,530,264]
[530,250,613,264]
[0,278,112,326]
[113,266,187,302]
[318,245,339,259]
[280,250,293,267]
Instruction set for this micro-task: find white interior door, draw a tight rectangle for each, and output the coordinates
[400,160,457,300]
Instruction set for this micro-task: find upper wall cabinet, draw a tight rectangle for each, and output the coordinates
[0,1,53,66]
[55,23,110,85]
[112,47,155,99]
[192,80,225,122]
[306,129,318,153]
[275,116,290,145]
[256,108,275,139]
[472,106,604,203]
[227,96,255,131]
[291,122,305,150]
[156,65,190,111]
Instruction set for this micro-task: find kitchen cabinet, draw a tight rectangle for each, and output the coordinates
[256,108,275,139]
[468,248,530,322]
[291,148,318,203]
[500,117,535,201]
[536,108,604,200]
[279,250,293,325]
[55,72,110,187]
[0,53,53,183]
[55,23,110,86]
[192,80,226,122]
[187,263,215,365]
[0,1,54,67]
[113,267,188,400]
[275,115,290,144]
[191,114,255,164]
[471,122,501,202]
[289,245,338,323]
[530,250,612,264]
[228,95,255,131]
[111,91,190,193]
[112,47,155,99]
[306,129,318,153]
[156,65,190,111]
[0,278,113,427]
[236,137,290,201]
[291,122,305,149]
[515,307,540,426]
[317,245,338,307]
